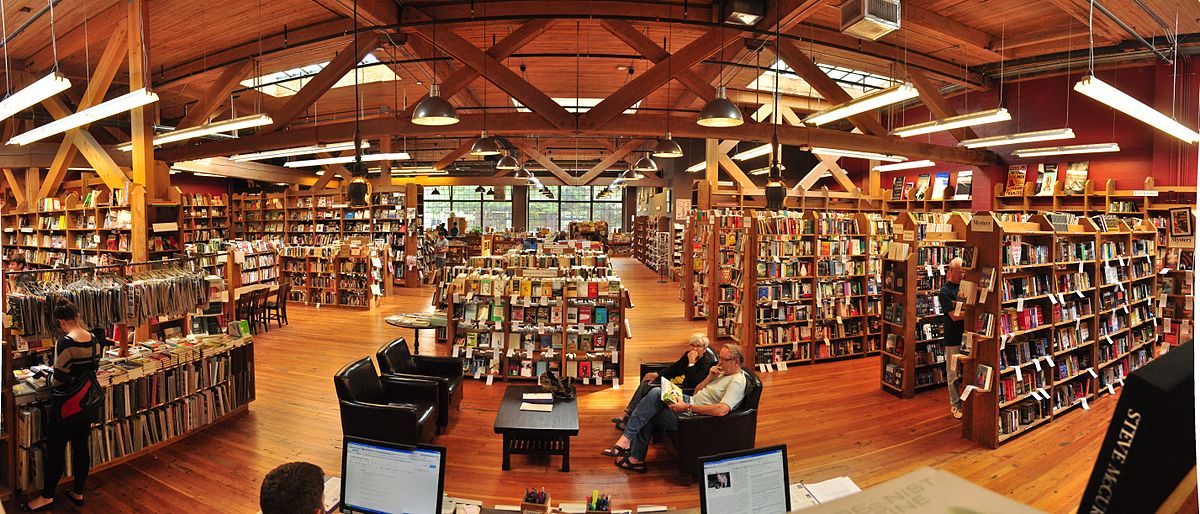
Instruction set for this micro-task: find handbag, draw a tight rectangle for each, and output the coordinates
[52,341,103,424]
[538,370,577,401]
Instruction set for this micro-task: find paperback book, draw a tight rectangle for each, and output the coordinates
[1064,161,1089,195]
[891,177,905,201]
[1004,165,1027,196]
[953,170,973,200]
[931,172,950,201]
[1035,163,1058,196]
[914,173,931,201]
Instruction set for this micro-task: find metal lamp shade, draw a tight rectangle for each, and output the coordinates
[697,87,743,127]
[470,132,504,156]
[633,154,658,172]
[651,135,684,158]
[496,154,520,170]
[411,84,459,126]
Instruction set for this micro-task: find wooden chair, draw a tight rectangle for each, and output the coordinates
[235,289,258,334]
[251,289,271,333]
[264,283,290,327]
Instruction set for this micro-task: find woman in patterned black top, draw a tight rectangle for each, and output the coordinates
[21,299,102,511]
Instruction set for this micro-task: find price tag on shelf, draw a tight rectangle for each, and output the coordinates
[1037,387,1049,399]
[778,361,788,371]
[583,377,591,386]
[474,370,483,380]
[1079,261,1084,274]
[465,347,474,358]
[1015,365,1023,382]
[1048,294,1058,305]
[1016,297,1025,312]
[959,385,976,402]
[1032,358,1042,372]
[1122,304,1129,314]
[486,374,495,386]
[1029,389,1042,401]
[1160,267,1171,275]
[1106,334,1115,345]
[1118,256,1125,266]
[766,363,776,373]
[1081,397,1090,410]
[1044,355,1054,367]
[1107,384,1115,395]
[1077,290,1085,298]
[612,378,620,390]
[1118,377,1125,387]
[926,264,934,277]
[1059,293,1067,305]
[758,364,768,373]
[1087,368,1098,378]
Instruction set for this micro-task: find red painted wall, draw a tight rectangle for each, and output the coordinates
[171,173,231,196]
[874,59,1198,209]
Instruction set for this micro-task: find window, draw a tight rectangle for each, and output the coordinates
[241,54,399,98]
[422,186,512,231]
[746,59,900,99]
[527,186,624,232]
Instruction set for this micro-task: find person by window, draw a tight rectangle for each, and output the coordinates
[260,462,325,514]
[436,223,448,238]
[601,344,748,473]
[434,233,450,269]
[611,333,716,431]
[21,299,104,511]
[449,220,460,237]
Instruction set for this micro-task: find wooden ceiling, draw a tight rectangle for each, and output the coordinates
[0,0,1196,176]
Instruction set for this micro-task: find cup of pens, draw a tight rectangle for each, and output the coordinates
[520,487,551,514]
[586,489,611,513]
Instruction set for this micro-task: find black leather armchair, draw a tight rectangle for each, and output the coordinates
[376,337,463,430]
[663,368,763,482]
[333,356,440,445]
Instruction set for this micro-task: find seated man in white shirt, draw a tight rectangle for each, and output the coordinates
[601,344,748,473]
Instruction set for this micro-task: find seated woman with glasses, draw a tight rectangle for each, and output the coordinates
[611,333,716,431]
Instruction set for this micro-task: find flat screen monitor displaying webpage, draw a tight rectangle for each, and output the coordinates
[698,445,791,514]
[341,437,446,514]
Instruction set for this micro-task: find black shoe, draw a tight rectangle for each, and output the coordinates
[611,416,627,431]
[20,499,54,512]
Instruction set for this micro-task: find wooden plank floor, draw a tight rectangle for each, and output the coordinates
[4,257,1116,513]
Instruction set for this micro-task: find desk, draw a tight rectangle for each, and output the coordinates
[385,311,447,353]
[493,385,579,472]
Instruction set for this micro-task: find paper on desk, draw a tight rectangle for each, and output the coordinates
[635,507,668,513]
[790,477,862,510]
[323,477,341,513]
[519,402,553,412]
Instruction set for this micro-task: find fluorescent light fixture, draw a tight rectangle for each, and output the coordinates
[803,83,918,126]
[890,108,1011,137]
[169,169,181,174]
[685,161,706,173]
[66,167,95,171]
[230,141,370,161]
[958,128,1075,148]
[732,144,773,161]
[275,183,288,186]
[1074,74,1200,144]
[391,168,448,176]
[810,147,906,162]
[284,152,411,167]
[749,164,785,175]
[0,72,71,122]
[873,160,935,172]
[8,88,160,145]
[116,114,273,151]
[192,172,224,178]
[1011,142,1120,158]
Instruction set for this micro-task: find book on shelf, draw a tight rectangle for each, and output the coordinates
[914,173,931,201]
[903,180,915,200]
[891,177,904,201]
[931,172,950,201]
[953,170,973,200]
[1064,161,1088,195]
[1035,163,1058,196]
[975,364,994,390]
[1004,165,1027,196]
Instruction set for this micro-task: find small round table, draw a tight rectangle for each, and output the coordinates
[384,312,447,354]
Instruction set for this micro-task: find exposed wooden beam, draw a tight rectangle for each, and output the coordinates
[717,153,758,192]
[3,168,25,206]
[907,69,978,142]
[774,39,888,137]
[599,20,714,102]
[788,24,987,90]
[393,175,665,187]
[904,5,1000,58]
[580,27,739,130]
[508,140,576,184]
[128,0,158,200]
[1043,0,1125,44]
[434,140,475,170]
[172,158,326,186]
[159,19,351,87]
[403,35,483,108]
[177,60,256,129]
[403,2,710,22]
[410,25,575,129]
[37,23,129,199]
[0,143,130,169]
[156,113,1000,166]
[266,37,380,132]
[25,3,126,73]
[432,19,556,106]
[576,138,645,184]
[313,0,397,27]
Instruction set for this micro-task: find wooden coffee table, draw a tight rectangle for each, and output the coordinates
[493,385,579,472]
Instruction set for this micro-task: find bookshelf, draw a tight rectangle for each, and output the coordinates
[883,182,972,214]
[1,190,134,268]
[180,193,229,244]
[671,220,685,281]
[446,271,629,386]
[879,212,970,397]
[710,209,748,342]
[961,213,1163,448]
[682,211,709,320]
[11,335,255,494]
[632,216,651,265]
[279,241,390,309]
[810,211,871,361]
[750,210,814,368]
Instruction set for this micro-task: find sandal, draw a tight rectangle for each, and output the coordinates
[600,445,630,457]
[19,500,54,512]
[615,456,648,473]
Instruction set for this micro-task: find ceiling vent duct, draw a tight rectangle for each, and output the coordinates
[840,0,901,41]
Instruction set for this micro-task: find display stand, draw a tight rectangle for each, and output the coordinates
[279,240,390,309]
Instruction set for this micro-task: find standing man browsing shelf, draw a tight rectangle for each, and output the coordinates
[941,258,966,419]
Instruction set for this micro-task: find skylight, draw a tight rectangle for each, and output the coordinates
[746,59,899,99]
[511,98,641,114]
[241,54,398,98]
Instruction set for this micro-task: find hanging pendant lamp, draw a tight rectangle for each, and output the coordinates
[470,130,504,156]
[698,86,743,127]
[412,84,459,126]
[496,152,520,170]
[633,152,658,172]
[763,0,786,211]
[652,133,684,158]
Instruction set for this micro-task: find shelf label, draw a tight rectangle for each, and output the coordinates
[486,374,494,386]
[1032,358,1042,372]
[1015,365,1023,382]
[1107,384,1115,395]
[1087,368,1098,378]
[1133,190,1159,197]
[1081,397,1090,410]
[971,216,994,232]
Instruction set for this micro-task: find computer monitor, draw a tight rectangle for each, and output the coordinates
[698,445,790,514]
[341,437,446,514]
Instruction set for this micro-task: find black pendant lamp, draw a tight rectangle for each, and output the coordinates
[652,133,684,158]
[470,130,503,156]
[346,0,370,207]
[633,152,658,172]
[696,19,742,128]
[763,0,785,210]
[412,18,459,126]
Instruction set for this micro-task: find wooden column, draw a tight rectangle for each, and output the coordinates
[23,168,40,207]
[127,0,160,200]
[704,139,718,188]
[404,183,421,288]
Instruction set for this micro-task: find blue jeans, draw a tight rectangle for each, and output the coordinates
[622,387,688,461]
